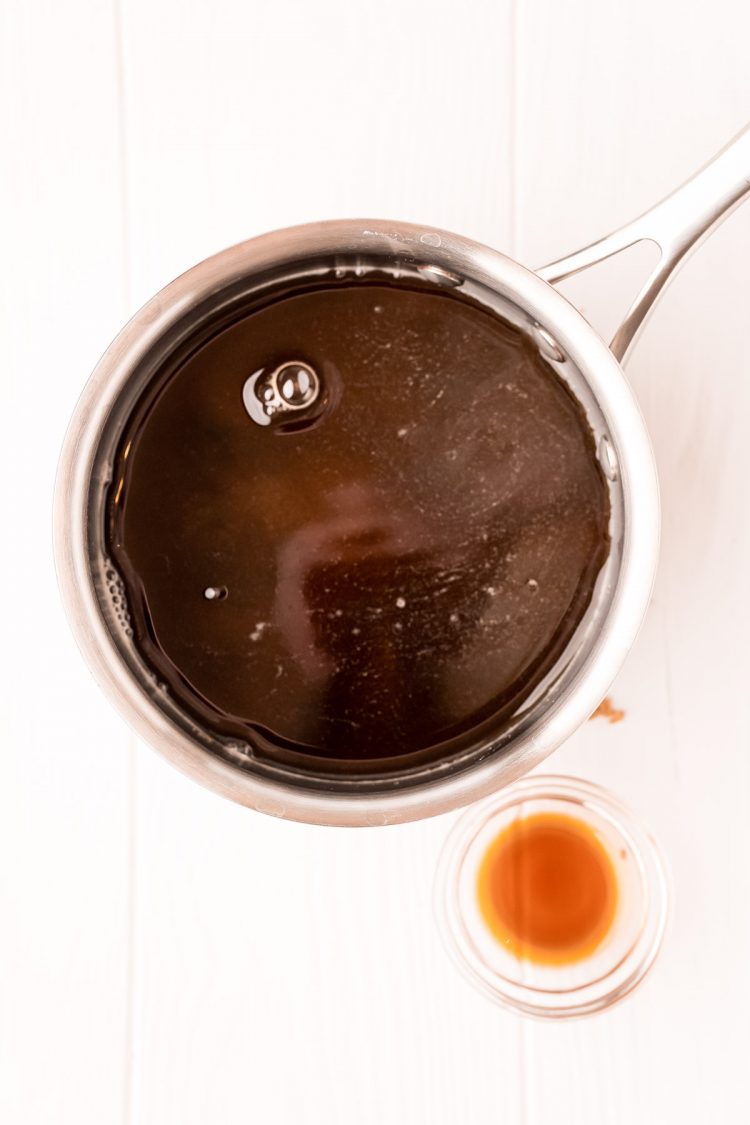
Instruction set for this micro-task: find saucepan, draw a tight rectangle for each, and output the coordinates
[54,125,750,825]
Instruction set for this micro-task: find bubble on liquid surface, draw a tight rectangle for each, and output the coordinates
[278,364,317,407]
[532,324,565,363]
[204,585,228,601]
[598,435,619,481]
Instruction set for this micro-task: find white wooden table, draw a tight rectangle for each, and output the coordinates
[3,2,749,1121]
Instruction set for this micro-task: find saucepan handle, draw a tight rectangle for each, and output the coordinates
[537,124,750,363]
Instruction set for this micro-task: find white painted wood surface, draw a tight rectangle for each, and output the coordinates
[2,1,749,1121]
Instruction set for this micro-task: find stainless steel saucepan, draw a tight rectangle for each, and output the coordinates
[54,125,750,825]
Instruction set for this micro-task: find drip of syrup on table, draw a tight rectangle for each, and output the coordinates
[477,812,618,965]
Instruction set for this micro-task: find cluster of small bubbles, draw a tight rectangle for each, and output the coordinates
[101,560,133,636]
[243,360,321,428]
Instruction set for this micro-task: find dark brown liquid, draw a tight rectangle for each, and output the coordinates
[107,280,610,771]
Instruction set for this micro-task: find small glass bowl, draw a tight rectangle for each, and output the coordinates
[434,775,671,1019]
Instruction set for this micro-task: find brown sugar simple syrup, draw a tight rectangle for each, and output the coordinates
[106,278,611,772]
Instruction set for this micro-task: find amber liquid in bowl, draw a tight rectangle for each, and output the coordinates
[106,278,610,772]
[477,813,618,964]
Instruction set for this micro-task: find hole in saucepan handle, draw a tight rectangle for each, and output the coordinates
[535,123,750,364]
[542,241,659,356]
